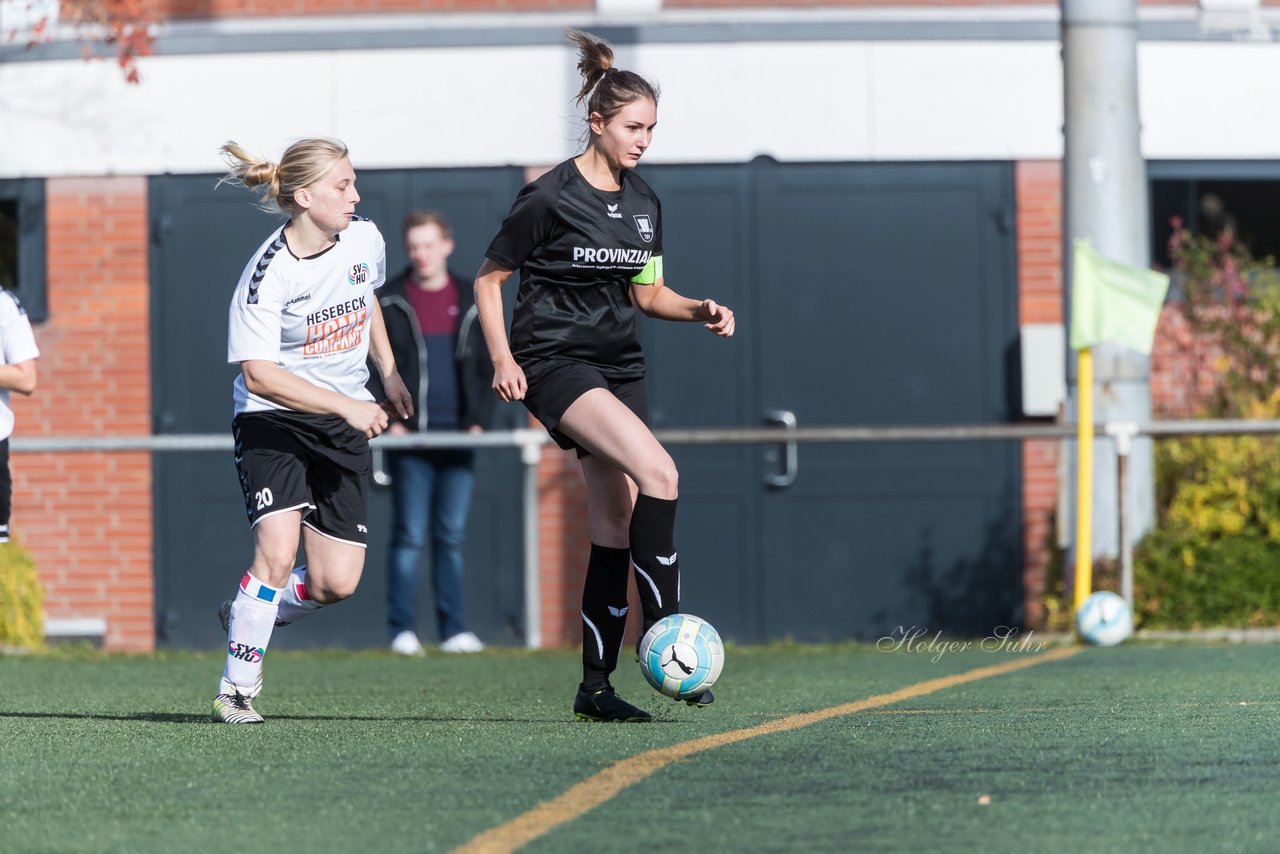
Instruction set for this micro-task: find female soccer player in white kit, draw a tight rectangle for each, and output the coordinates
[213,138,412,723]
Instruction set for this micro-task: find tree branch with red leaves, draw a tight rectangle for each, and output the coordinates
[64,0,155,83]
[10,0,155,84]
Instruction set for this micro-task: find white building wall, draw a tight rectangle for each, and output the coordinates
[1,35,1278,178]
[1140,42,1280,159]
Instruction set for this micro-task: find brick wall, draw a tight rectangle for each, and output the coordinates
[97,0,1232,19]
[1015,160,1062,628]
[12,178,153,652]
[143,0,590,19]
[535,442,591,646]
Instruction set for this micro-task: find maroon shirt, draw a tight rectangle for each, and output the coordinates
[406,277,462,429]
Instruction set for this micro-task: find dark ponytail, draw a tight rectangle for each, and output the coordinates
[567,29,660,122]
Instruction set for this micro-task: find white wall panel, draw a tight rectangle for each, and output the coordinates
[1140,42,1280,159]
[633,42,875,162]
[330,46,575,169]
[867,42,1062,160]
[6,36,1280,178]
[1,39,1061,176]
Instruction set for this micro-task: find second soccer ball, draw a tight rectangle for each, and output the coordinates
[1075,591,1133,647]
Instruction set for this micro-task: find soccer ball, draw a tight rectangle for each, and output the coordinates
[638,613,725,700]
[1075,591,1133,647]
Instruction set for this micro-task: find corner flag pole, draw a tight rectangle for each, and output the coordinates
[1074,346,1094,610]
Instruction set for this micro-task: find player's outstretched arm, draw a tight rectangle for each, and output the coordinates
[631,279,735,337]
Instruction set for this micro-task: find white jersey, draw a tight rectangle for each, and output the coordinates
[228,219,386,415]
[0,291,39,441]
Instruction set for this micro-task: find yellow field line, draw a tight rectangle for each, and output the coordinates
[452,645,1081,854]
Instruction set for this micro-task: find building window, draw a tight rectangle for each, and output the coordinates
[0,180,47,322]
[1151,172,1280,271]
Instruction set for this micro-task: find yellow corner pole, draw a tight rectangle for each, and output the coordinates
[1074,346,1094,611]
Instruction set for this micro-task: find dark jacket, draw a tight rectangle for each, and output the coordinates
[367,268,494,432]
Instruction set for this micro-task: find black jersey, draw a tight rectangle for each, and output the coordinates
[485,158,663,378]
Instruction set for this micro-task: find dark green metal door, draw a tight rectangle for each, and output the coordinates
[642,160,1022,642]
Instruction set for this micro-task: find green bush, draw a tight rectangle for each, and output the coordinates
[0,537,44,649]
[1132,223,1280,628]
[1136,530,1280,628]
[1135,395,1280,628]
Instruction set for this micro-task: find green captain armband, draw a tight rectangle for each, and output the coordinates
[631,255,664,285]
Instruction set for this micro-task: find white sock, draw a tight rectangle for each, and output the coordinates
[219,573,281,697]
[275,565,323,626]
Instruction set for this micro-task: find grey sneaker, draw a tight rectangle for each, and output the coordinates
[211,691,264,724]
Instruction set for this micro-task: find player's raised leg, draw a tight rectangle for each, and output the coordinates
[219,563,323,632]
[298,524,368,606]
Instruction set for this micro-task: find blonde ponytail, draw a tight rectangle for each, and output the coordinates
[218,138,349,216]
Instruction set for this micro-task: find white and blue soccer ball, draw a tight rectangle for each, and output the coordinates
[639,613,725,700]
[1075,591,1134,647]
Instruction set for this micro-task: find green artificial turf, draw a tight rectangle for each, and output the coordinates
[2,642,1278,853]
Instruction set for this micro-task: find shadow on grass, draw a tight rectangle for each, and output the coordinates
[0,711,210,723]
[0,710,688,725]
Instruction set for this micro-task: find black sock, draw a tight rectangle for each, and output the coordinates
[630,494,680,635]
[581,544,632,693]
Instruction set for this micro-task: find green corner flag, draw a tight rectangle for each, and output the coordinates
[1070,239,1170,355]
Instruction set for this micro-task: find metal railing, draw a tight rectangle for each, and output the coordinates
[16,419,1280,647]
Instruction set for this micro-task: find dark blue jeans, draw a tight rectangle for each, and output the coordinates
[385,448,476,641]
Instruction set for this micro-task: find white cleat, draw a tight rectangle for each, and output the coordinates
[211,691,264,724]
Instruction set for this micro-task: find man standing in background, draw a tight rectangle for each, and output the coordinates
[370,211,493,654]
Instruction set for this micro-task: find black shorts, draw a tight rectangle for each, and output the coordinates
[232,411,371,547]
[521,359,648,456]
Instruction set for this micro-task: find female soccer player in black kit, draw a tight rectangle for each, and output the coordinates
[475,31,736,722]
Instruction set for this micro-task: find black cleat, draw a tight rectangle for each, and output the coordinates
[573,685,652,723]
[683,688,714,708]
